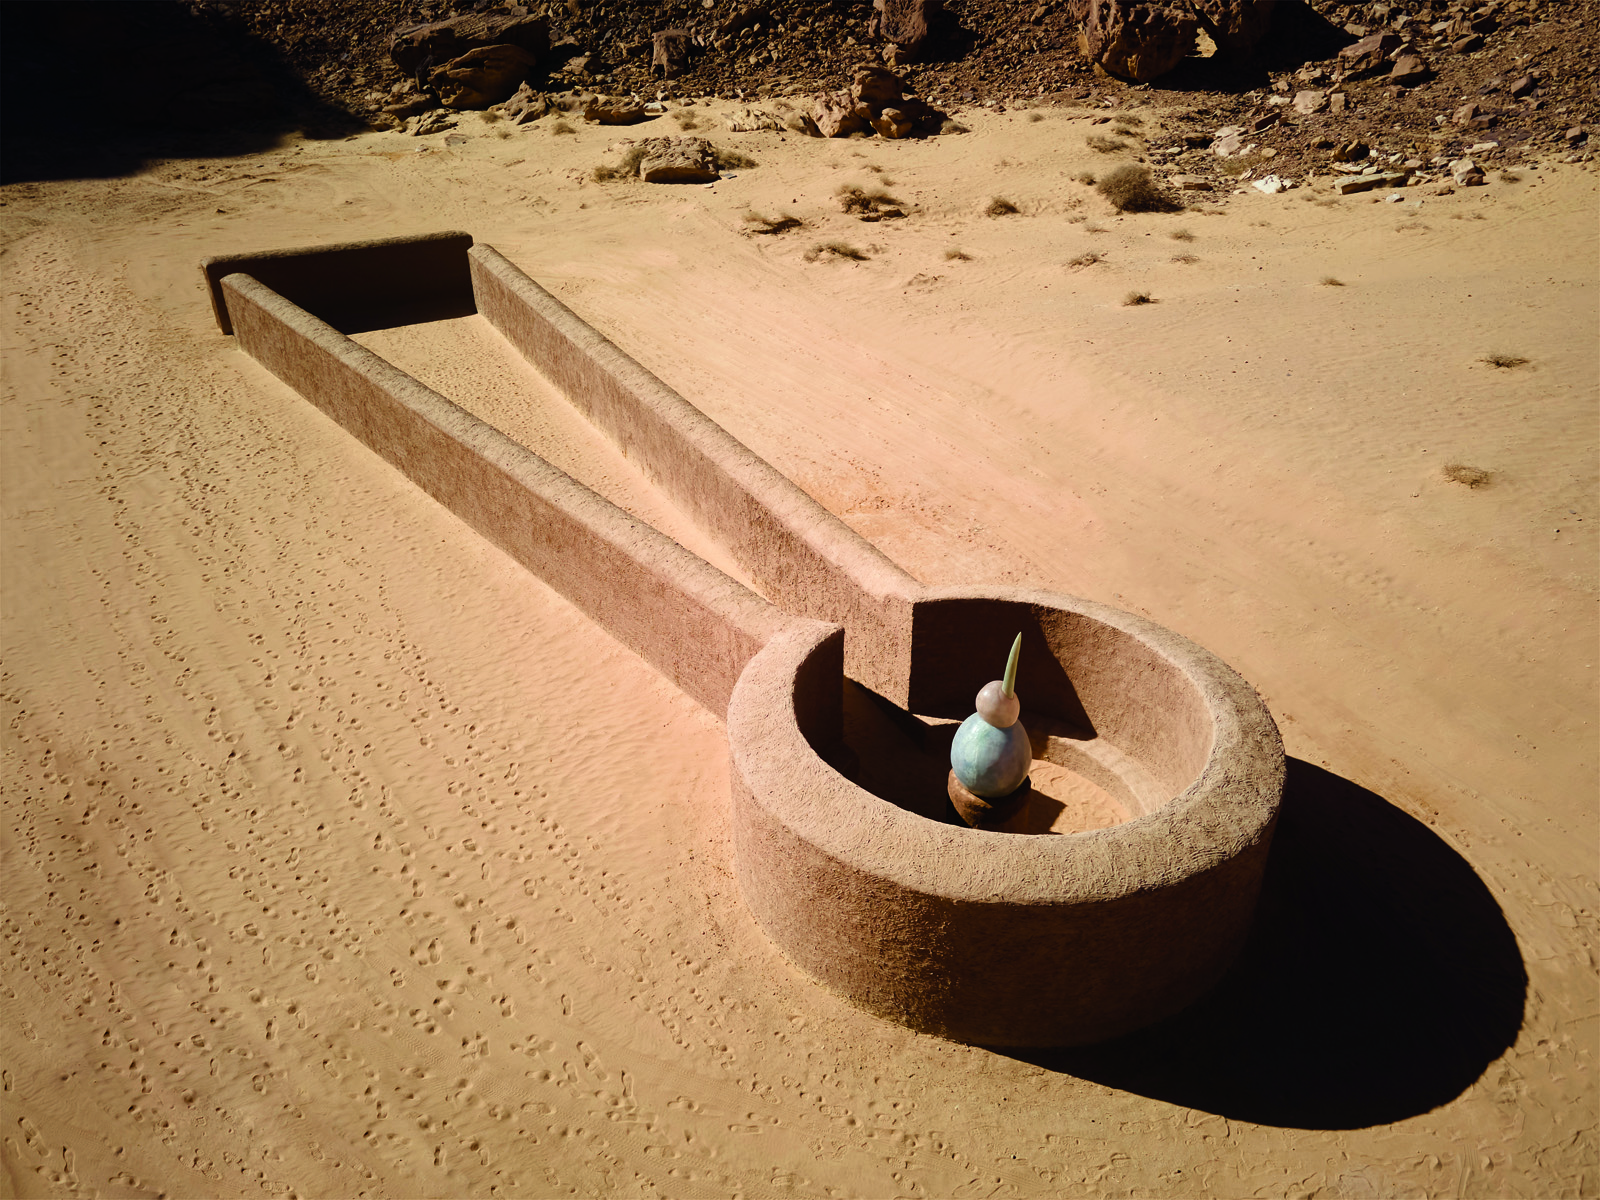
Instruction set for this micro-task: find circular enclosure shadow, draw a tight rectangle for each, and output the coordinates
[1005,759,1527,1129]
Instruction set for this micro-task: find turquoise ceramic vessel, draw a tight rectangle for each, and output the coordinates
[950,712,1031,798]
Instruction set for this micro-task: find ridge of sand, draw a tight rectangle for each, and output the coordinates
[3,108,1595,1198]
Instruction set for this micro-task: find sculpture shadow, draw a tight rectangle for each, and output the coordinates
[1003,759,1527,1129]
[0,2,362,184]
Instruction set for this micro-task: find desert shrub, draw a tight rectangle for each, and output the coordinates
[944,247,973,261]
[592,142,649,182]
[1029,112,1046,122]
[940,119,970,135]
[1097,164,1181,213]
[1073,171,1097,185]
[1067,252,1102,268]
[1320,275,1345,286]
[1482,353,1529,368]
[1442,463,1492,488]
[1171,253,1199,264]
[985,196,1020,216]
[1086,134,1127,153]
[1169,227,1195,241]
[805,241,869,262]
[1122,291,1155,306]
[672,110,699,130]
[838,185,904,220]
[745,211,804,234]
[714,147,758,169]
[551,120,576,135]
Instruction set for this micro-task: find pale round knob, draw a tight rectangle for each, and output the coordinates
[975,679,1020,728]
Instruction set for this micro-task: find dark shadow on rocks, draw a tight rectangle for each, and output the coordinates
[999,759,1526,1129]
[1,2,364,184]
[1153,2,1352,92]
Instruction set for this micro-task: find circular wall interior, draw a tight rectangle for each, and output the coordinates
[727,588,1285,1048]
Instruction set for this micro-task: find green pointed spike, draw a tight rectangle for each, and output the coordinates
[1002,633,1022,698]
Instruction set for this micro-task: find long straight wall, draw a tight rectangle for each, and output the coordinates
[467,245,921,704]
[221,272,794,717]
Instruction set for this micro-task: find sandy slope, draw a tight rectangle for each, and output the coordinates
[2,104,1596,1198]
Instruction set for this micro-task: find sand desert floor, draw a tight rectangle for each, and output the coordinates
[2,106,1597,1198]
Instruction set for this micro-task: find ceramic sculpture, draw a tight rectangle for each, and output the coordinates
[949,633,1031,800]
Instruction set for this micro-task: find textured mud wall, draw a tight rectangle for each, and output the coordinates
[221,273,789,716]
[468,244,921,704]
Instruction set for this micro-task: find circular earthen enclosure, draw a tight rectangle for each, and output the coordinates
[727,586,1285,1048]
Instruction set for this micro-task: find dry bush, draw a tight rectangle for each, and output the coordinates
[592,142,649,182]
[1169,227,1195,241]
[985,196,1020,216]
[1083,222,1108,234]
[1442,463,1492,488]
[1482,353,1529,368]
[672,110,699,130]
[838,185,905,220]
[1171,253,1199,264]
[1068,251,1102,269]
[1499,170,1521,182]
[944,247,973,261]
[552,120,576,135]
[1029,112,1046,122]
[1122,291,1155,306]
[1073,170,1097,185]
[1320,275,1345,286]
[805,241,869,262]
[941,119,970,134]
[744,211,804,234]
[715,147,758,170]
[1096,164,1182,213]
[1086,134,1128,153]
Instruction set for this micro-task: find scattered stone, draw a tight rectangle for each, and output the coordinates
[1509,74,1538,97]
[813,90,871,137]
[724,107,785,131]
[810,66,943,138]
[852,65,905,108]
[1564,126,1589,143]
[1331,140,1369,162]
[635,136,720,182]
[1294,89,1327,115]
[652,29,694,78]
[1169,175,1213,190]
[1452,33,1484,53]
[1336,171,1409,194]
[1252,111,1281,132]
[1329,92,1349,113]
[872,107,917,138]
[1453,102,1482,126]
[1251,173,1292,193]
[409,110,456,136]
[429,44,539,109]
[878,0,941,59]
[390,11,549,77]
[1449,157,1486,185]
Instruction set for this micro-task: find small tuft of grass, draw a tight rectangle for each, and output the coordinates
[1068,251,1102,269]
[1028,112,1046,123]
[1097,163,1182,213]
[1072,170,1097,186]
[1442,463,1492,488]
[672,110,700,130]
[940,119,969,135]
[1169,228,1195,242]
[1083,222,1108,234]
[744,211,804,234]
[593,143,650,182]
[714,147,758,170]
[1122,291,1155,306]
[1171,252,1199,264]
[552,120,576,135]
[985,196,1020,216]
[1320,275,1345,286]
[1498,170,1521,182]
[805,241,870,262]
[944,247,973,261]
[1086,134,1128,153]
[1482,353,1529,368]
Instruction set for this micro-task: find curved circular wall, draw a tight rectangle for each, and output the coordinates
[727,588,1285,1048]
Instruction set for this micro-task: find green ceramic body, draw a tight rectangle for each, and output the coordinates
[950,713,1031,799]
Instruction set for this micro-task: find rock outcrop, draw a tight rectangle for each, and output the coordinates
[428,45,539,109]
[390,10,549,77]
[810,67,946,139]
[636,136,719,182]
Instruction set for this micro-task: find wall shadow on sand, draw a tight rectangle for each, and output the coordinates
[1002,759,1527,1129]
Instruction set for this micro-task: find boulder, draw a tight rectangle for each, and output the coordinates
[1336,30,1402,74]
[851,66,906,108]
[1449,157,1486,185]
[872,107,916,139]
[429,45,538,110]
[1190,0,1273,54]
[1388,51,1429,86]
[725,107,786,131]
[636,137,719,182]
[652,29,694,78]
[814,90,872,137]
[1293,89,1327,114]
[879,0,941,57]
[1070,0,1198,84]
[498,82,551,124]
[391,10,549,77]
[584,97,647,125]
